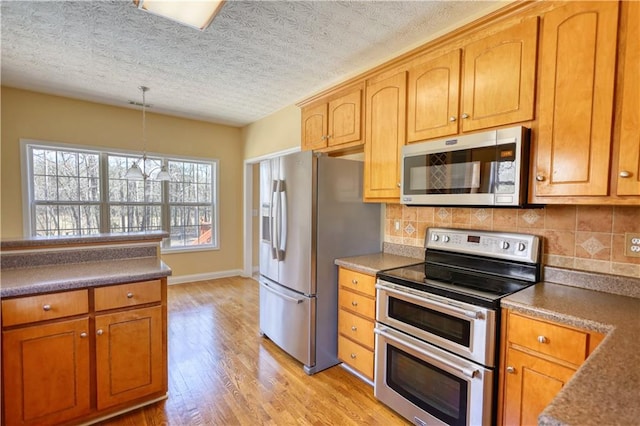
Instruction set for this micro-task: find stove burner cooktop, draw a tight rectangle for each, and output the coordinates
[377,228,542,309]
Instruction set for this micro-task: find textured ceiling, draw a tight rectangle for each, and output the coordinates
[1,1,502,127]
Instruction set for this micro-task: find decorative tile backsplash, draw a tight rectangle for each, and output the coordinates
[385,204,640,278]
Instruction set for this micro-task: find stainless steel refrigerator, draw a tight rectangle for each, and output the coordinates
[259,151,381,374]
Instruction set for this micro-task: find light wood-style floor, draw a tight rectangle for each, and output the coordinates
[101,277,408,425]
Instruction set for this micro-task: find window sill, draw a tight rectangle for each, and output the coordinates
[161,245,219,255]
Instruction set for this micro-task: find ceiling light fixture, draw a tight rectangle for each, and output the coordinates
[125,86,171,181]
[133,0,225,31]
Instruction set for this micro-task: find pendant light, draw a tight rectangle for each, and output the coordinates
[125,86,171,181]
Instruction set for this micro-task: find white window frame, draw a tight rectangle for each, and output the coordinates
[20,139,220,252]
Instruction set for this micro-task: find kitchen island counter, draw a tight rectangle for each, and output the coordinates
[1,232,171,298]
[502,279,640,426]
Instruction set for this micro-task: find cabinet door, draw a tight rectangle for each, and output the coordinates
[616,1,640,196]
[301,103,328,151]
[407,50,461,142]
[535,2,619,197]
[461,18,538,132]
[328,88,362,147]
[95,305,165,410]
[503,348,576,426]
[364,71,407,201]
[2,318,91,426]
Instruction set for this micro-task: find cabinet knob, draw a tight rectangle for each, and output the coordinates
[97,329,104,336]
[506,366,516,374]
[42,304,51,311]
[536,174,546,182]
[126,292,134,299]
[461,113,470,119]
[351,300,358,307]
[321,135,327,141]
[449,116,457,122]
[327,134,332,139]
[351,325,357,331]
[619,170,632,178]
[350,353,357,359]
[537,335,548,344]
[397,182,401,188]
[80,332,88,338]
[351,279,358,285]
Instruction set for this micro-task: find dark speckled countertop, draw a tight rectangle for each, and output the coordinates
[1,232,171,298]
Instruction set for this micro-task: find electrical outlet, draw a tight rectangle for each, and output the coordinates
[625,233,640,257]
[394,219,401,232]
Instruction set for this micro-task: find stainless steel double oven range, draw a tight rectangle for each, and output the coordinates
[375,228,541,426]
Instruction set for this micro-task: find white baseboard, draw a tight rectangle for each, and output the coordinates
[168,269,244,285]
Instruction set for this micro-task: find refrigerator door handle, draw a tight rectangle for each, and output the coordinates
[270,180,279,260]
[260,281,304,304]
[278,180,287,261]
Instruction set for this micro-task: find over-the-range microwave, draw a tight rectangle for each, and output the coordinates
[401,126,531,207]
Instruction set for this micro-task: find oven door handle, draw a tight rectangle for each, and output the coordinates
[375,283,484,320]
[375,326,479,379]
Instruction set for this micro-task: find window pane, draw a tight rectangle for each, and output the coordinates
[57,151,78,177]
[58,176,79,201]
[34,203,100,237]
[109,205,162,233]
[169,182,184,203]
[34,205,59,236]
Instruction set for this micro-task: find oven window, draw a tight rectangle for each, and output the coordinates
[389,297,471,347]
[387,345,468,426]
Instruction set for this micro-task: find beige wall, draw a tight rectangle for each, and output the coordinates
[242,104,300,160]
[1,87,244,278]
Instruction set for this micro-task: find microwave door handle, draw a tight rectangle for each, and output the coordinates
[270,180,279,259]
[278,181,287,261]
[375,283,483,320]
[375,326,479,379]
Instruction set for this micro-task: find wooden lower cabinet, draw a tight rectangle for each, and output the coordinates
[499,310,604,426]
[1,280,167,426]
[95,305,165,410]
[337,267,376,381]
[2,318,91,425]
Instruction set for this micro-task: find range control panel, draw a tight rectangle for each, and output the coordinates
[425,227,540,264]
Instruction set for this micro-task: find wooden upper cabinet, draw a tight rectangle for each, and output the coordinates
[364,71,407,202]
[534,1,619,197]
[301,103,328,151]
[327,89,362,147]
[616,0,640,196]
[461,18,538,132]
[301,86,363,152]
[407,49,461,142]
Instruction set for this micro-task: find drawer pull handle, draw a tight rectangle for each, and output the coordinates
[506,366,516,374]
[351,326,357,331]
[126,292,134,299]
[42,304,51,311]
[97,329,104,336]
[351,279,358,285]
[537,335,548,344]
[351,301,358,307]
[80,332,88,338]
[350,353,357,359]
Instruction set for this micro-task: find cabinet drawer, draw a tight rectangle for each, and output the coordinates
[338,335,374,380]
[2,289,89,327]
[339,309,375,349]
[339,288,375,319]
[508,313,588,365]
[94,280,162,311]
[339,268,376,297]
